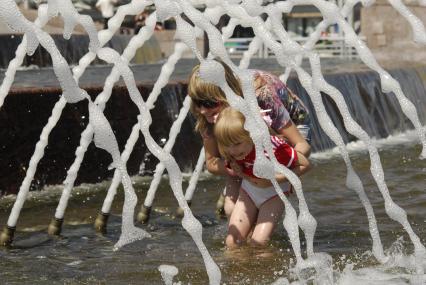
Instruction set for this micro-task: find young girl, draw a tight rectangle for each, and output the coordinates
[214,107,310,248]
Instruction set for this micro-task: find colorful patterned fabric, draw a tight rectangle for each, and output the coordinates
[253,70,310,130]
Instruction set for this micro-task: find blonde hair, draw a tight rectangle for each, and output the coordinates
[214,107,252,160]
[188,60,243,135]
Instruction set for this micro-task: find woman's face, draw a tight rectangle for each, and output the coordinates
[194,99,224,123]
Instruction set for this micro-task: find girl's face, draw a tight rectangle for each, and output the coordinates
[194,99,224,123]
[225,140,253,161]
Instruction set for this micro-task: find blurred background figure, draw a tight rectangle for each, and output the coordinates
[134,9,149,34]
[134,9,164,34]
[95,0,117,29]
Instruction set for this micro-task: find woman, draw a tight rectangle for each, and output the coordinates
[188,60,311,218]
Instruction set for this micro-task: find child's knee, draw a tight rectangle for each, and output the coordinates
[226,225,246,248]
[249,236,270,247]
[226,233,244,248]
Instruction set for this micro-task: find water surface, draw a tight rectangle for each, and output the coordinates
[0,131,425,284]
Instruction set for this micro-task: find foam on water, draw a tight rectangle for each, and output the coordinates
[311,129,421,161]
[331,238,426,285]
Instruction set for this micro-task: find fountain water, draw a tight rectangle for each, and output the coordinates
[158,264,180,285]
[0,0,425,283]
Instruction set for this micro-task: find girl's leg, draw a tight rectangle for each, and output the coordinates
[226,189,258,248]
[223,176,242,218]
[250,196,284,246]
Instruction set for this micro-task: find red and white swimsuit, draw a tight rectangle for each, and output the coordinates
[236,136,298,208]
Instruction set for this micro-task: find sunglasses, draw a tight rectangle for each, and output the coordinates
[192,98,220,109]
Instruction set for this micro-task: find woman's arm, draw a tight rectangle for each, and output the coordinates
[276,121,311,157]
[253,72,311,158]
[274,150,310,182]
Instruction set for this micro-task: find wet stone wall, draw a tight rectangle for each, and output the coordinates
[0,83,202,195]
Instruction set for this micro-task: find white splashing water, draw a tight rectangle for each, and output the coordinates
[96,45,221,283]
[56,11,157,220]
[220,0,426,274]
[184,147,206,201]
[1,0,153,223]
[103,41,189,213]
[158,264,179,285]
[311,129,421,161]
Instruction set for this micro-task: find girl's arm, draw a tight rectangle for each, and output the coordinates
[203,134,238,176]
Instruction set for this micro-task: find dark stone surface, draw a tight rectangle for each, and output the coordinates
[0,80,202,195]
